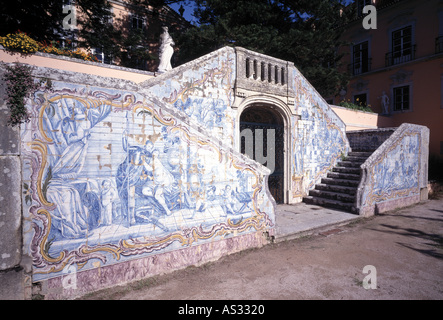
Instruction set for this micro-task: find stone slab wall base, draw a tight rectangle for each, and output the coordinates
[39,231,268,300]
[0,268,27,300]
[360,194,422,217]
[374,195,421,214]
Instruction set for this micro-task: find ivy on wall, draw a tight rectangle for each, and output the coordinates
[2,63,37,126]
[2,63,52,126]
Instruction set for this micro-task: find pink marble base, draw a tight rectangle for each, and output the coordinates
[42,231,268,299]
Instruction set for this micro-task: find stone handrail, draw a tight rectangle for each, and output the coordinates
[234,47,295,98]
[356,123,429,216]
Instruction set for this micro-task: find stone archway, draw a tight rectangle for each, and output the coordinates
[240,106,285,203]
[237,96,293,204]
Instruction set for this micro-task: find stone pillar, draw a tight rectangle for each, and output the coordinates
[0,67,28,300]
[255,60,261,81]
[268,64,274,83]
[248,58,254,79]
[262,63,268,82]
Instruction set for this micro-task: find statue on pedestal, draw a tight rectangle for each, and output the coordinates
[158,26,175,73]
[380,91,390,115]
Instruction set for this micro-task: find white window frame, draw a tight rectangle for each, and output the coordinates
[131,14,145,31]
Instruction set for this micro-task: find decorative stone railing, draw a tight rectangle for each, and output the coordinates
[356,123,430,216]
[235,47,295,99]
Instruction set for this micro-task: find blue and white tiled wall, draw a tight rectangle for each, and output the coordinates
[290,68,349,199]
[21,49,273,283]
[19,46,350,291]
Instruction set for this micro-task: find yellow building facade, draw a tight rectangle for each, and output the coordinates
[332,0,443,162]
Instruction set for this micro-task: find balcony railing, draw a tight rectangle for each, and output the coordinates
[348,58,372,76]
[436,36,443,54]
[385,45,416,67]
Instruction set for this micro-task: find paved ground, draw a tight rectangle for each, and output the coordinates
[80,196,443,301]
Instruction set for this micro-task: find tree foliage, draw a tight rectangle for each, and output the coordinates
[0,0,66,42]
[75,0,123,60]
[174,0,353,97]
[0,0,121,58]
[1,0,353,94]
[0,0,163,69]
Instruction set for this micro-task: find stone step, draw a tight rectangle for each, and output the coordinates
[315,183,357,195]
[303,196,358,214]
[327,171,361,181]
[350,148,377,153]
[344,156,368,163]
[332,166,361,175]
[348,151,373,158]
[336,160,363,168]
[321,177,360,187]
[308,189,355,203]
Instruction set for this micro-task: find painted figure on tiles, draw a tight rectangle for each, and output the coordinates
[116,133,188,231]
[42,97,112,239]
[100,179,118,226]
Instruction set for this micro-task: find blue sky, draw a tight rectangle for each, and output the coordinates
[169,2,198,24]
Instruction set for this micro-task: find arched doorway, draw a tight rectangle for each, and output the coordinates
[240,105,285,203]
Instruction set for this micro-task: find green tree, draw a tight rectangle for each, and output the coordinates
[0,0,66,42]
[0,0,122,60]
[174,0,352,97]
[75,0,123,62]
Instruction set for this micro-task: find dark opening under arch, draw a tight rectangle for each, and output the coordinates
[240,106,284,204]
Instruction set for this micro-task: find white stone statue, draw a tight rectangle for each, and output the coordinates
[380,91,389,114]
[158,26,175,73]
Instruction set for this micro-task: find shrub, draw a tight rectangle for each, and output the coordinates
[37,41,98,62]
[1,31,98,62]
[338,99,374,113]
[0,31,39,55]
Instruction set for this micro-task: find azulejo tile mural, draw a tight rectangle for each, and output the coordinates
[16,46,352,291]
[360,128,422,207]
[22,81,273,282]
[291,70,349,198]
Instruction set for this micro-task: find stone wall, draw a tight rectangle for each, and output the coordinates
[0,67,28,300]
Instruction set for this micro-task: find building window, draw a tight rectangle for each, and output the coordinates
[355,0,372,17]
[393,85,410,112]
[357,0,372,16]
[92,47,112,64]
[351,41,370,75]
[441,75,443,109]
[436,36,443,54]
[132,15,145,31]
[387,26,415,66]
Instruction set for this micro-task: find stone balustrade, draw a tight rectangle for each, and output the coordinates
[235,47,295,98]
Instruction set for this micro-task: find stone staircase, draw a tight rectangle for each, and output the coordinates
[303,150,374,214]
